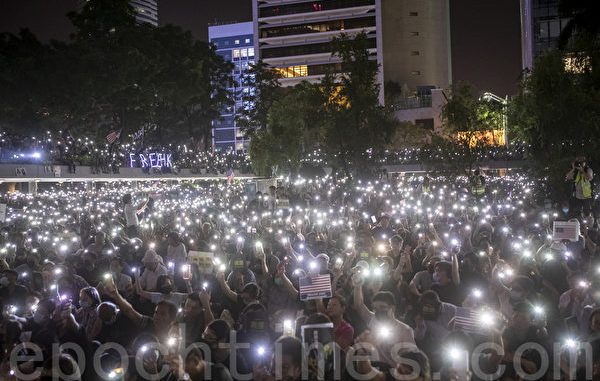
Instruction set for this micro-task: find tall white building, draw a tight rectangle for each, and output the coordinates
[208,22,255,152]
[130,0,158,26]
[252,0,452,131]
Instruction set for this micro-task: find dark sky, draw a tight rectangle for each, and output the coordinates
[0,0,251,41]
[0,0,521,94]
[450,0,523,95]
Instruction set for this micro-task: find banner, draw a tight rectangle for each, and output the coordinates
[188,251,214,271]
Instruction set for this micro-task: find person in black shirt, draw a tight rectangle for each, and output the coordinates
[0,269,28,308]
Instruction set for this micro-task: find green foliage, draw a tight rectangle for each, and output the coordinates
[248,32,396,177]
[236,60,283,136]
[249,81,326,176]
[0,0,233,147]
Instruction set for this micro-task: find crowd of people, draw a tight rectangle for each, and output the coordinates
[0,131,532,176]
[0,131,252,175]
[0,165,598,380]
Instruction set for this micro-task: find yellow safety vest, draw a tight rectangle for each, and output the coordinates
[575,171,592,199]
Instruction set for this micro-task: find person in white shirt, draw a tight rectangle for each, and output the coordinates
[122,193,147,238]
[166,232,187,265]
[353,273,417,367]
[136,273,191,306]
[109,257,133,298]
[138,249,168,292]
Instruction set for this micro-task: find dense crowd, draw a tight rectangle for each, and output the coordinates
[0,169,598,381]
[0,131,252,174]
[0,131,531,175]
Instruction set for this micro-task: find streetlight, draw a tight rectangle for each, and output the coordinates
[481,92,508,147]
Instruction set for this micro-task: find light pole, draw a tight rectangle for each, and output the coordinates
[481,92,509,147]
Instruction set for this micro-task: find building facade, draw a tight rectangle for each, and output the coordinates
[208,22,255,152]
[520,0,570,70]
[252,0,451,129]
[130,0,158,26]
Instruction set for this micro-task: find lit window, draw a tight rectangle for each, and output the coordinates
[275,65,308,78]
[248,48,255,57]
[240,49,248,58]
[233,49,240,59]
[235,39,240,44]
[245,38,251,44]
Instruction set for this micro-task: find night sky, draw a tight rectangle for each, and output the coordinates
[0,0,521,95]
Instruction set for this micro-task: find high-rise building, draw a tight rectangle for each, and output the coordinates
[130,0,158,26]
[520,0,569,70]
[208,22,255,152]
[79,0,158,27]
[252,0,451,130]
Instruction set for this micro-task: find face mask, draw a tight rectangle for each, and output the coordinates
[510,290,524,301]
[562,207,569,214]
[160,285,173,294]
[104,314,118,326]
[80,300,91,309]
[33,311,47,324]
[0,277,8,287]
[432,273,440,283]
[374,309,390,321]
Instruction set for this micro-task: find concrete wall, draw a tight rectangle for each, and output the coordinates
[394,88,447,133]
[381,0,451,92]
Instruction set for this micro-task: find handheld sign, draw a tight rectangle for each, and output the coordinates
[553,221,580,242]
[188,251,214,272]
[299,274,332,301]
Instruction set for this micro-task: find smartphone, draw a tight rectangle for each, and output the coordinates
[371,216,377,224]
[182,264,192,280]
[449,348,470,381]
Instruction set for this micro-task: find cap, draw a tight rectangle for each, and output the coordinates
[142,250,160,263]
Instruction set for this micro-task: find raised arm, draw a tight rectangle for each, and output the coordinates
[352,274,372,324]
[216,271,238,302]
[104,277,144,327]
[198,290,215,325]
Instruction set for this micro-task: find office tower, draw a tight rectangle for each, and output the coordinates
[209,21,255,152]
[252,0,451,130]
[130,0,158,26]
[521,0,570,70]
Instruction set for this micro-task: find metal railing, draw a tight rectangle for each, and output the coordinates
[393,95,432,110]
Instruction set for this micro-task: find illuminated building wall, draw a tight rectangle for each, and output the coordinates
[209,22,255,152]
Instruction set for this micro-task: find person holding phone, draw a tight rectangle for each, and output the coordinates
[122,193,148,238]
[565,155,594,218]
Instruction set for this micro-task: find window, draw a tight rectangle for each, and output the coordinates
[409,12,418,16]
[410,31,419,36]
[275,65,308,78]
[234,39,240,45]
[248,48,255,57]
[240,48,248,58]
[411,51,420,56]
[232,49,240,59]
[411,70,421,75]
[245,38,251,44]
[549,20,560,37]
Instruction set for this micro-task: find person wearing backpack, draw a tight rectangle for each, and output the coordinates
[565,155,594,218]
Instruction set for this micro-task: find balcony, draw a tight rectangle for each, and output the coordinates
[393,95,432,110]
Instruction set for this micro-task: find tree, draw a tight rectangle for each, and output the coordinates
[0,0,233,148]
[249,81,326,176]
[236,60,283,136]
[321,32,397,176]
[441,82,505,171]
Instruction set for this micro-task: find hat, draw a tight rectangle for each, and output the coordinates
[142,250,160,263]
[550,241,567,252]
[316,253,330,263]
[353,260,370,271]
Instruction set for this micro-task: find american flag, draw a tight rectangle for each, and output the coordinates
[227,168,234,185]
[299,274,332,301]
[452,307,482,334]
[106,129,121,144]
